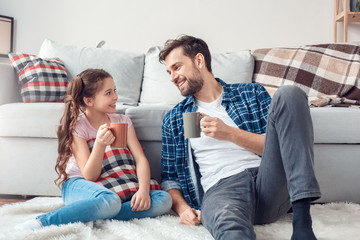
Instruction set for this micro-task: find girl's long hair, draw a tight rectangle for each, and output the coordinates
[54,69,112,186]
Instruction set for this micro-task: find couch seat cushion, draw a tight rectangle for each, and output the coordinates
[0,103,64,138]
[126,105,360,143]
[311,107,360,143]
[125,105,173,141]
[0,103,132,138]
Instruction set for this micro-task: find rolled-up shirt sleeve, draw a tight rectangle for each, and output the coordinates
[160,180,181,192]
[160,114,181,191]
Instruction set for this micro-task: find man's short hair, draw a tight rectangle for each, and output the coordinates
[159,35,212,73]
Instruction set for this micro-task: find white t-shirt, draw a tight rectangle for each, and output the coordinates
[190,91,261,192]
[65,113,133,179]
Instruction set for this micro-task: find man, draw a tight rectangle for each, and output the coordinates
[159,35,321,240]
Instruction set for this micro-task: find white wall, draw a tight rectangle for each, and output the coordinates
[0,0,359,55]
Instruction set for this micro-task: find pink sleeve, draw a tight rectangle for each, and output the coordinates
[111,114,133,128]
[72,118,89,139]
[123,115,133,128]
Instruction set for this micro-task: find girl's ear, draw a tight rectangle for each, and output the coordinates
[83,96,94,107]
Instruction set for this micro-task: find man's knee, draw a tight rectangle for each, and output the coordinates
[271,85,310,115]
[273,85,307,102]
[202,204,255,240]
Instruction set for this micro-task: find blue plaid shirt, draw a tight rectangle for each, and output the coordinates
[160,78,271,209]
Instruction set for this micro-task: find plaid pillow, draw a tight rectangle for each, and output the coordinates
[87,139,160,202]
[8,53,68,103]
[252,44,360,106]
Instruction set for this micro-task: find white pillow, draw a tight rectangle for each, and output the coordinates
[140,46,185,105]
[212,50,254,84]
[38,39,144,106]
[139,46,254,105]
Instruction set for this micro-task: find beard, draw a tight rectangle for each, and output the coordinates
[179,70,204,97]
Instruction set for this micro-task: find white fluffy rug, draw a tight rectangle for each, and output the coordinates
[0,197,359,240]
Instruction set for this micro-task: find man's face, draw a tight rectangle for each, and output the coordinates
[165,47,203,97]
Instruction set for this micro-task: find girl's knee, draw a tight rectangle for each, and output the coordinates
[159,191,172,210]
[151,191,172,215]
[97,192,122,219]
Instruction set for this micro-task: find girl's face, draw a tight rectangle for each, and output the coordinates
[90,77,118,114]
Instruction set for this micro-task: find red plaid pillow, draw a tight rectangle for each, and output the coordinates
[8,53,68,103]
[87,139,161,202]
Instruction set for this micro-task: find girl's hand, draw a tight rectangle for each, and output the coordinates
[95,124,115,147]
[130,190,151,211]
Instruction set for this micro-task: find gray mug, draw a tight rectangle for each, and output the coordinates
[183,112,203,139]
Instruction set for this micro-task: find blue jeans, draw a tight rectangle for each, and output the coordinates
[37,177,172,226]
[201,86,321,240]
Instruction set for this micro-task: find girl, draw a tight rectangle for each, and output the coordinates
[15,69,172,230]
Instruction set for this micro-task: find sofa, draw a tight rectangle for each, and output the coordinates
[0,39,359,204]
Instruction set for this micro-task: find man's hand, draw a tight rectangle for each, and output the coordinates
[167,189,202,225]
[200,114,232,141]
[200,113,265,155]
[179,208,202,225]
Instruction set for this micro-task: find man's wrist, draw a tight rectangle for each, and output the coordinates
[167,189,190,216]
[228,126,240,143]
[177,204,192,216]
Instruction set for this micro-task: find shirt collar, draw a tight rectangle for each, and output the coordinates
[183,78,238,110]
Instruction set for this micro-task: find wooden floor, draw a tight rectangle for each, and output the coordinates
[0,195,33,207]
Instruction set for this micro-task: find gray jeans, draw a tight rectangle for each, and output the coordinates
[201,86,321,240]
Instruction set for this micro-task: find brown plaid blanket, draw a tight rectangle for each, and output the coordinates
[252,43,360,107]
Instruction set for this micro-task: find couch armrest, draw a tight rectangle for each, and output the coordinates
[0,62,22,105]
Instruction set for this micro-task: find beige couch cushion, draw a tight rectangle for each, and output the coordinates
[0,103,63,138]
[125,105,173,141]
[0,103,130,138]
[139,46,255,105]
[311,107,360,143]
[38,39,145,106]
